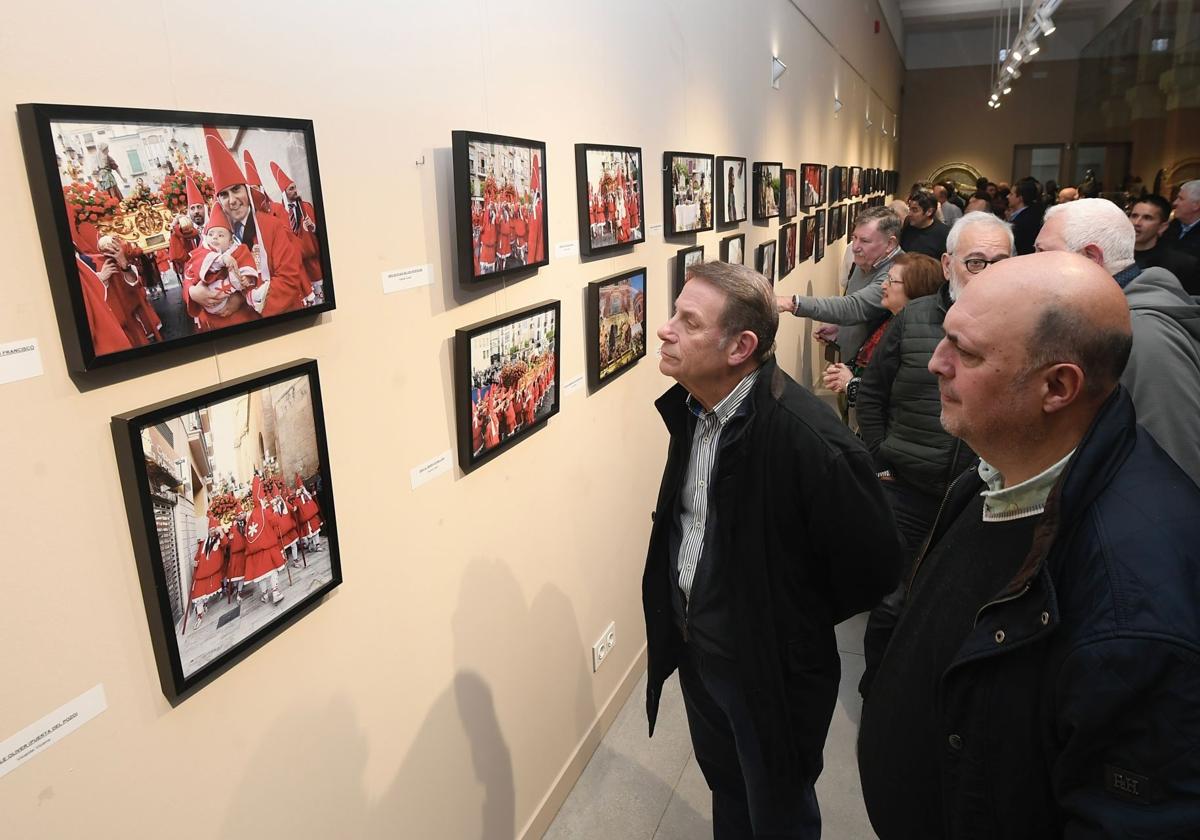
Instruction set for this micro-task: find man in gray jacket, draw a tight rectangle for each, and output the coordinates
[1036,198,1200,486]
[776,206,902,364]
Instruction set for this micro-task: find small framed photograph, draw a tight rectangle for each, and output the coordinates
[719,233,745,265]
[663,151,715,235]
[839,203,849,238]
[800,216,816,262]
[111,359,341,702]
[716,156,747,225]
[828,166,841,203]
[847,202,860,243]
[575,143,644,256]
[587,267,647,388]
[781,168,798,219]
[850,166,862,198]
[755,239,778,284]
[814,209,827,264]
[452,130,549,284]
[778,222,798,279]
[800,163,826,208]
[840,167,851,202]
[674,244,705,305]
[455,300,560,472]
[753,161,782,220]
[827,206,841,245]
[17,103,335,372]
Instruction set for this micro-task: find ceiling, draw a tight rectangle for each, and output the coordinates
[898,0,1113,32]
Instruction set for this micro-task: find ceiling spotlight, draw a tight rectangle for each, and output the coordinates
[1036,12,1056,36]
[834,96,843,113]
[991,93,999,101]
[1010,68,1022,80]
[1028,43,1041,56]
[1003,85,1012,94]
[771,56,788,89]
[1012,47,1023,61]
[993,101,1002,109]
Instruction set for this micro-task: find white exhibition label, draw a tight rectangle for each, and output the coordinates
[563,374,585,396]
[410,449,452,489]
[0,684,107,780]
[0,338,43,385]
[648,224,663,235]
[382,264,434,294]
[554,241,579,259]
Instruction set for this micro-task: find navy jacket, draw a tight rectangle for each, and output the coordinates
[868,387,1200,837]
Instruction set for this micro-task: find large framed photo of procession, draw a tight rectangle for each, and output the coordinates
[456,300,560,472]
[587,267,647,389]
[111,359,341,702]
[663,151,714,236]
[575,143,644,256]
[452,130,549,284]
[17,103,335,373]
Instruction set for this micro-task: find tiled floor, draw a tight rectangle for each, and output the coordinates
[544,613,875,839]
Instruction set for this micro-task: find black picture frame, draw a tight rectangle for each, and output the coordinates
[828,166,842,204]
[719,233,745,265]
[663,151,715,235]
[840,167,851,202]
[847,202,860,243]
[17,103,336,374]
[574,143,645,257]
[753,161,782,220]
[111,359,341,703]
[850,166,863,198]
[827,206,841,245]
[839,203,849,238]
[587,267,647,389]
[778,222,797,279]
[716,156,748,225]
[814,210,827,264]
[674,245,705,305]
[452,130,549,285]
[800,216,815,262]
[800,162,826,209]
[455,300,560,472]
[781,168,798,219]
[755,240,777,284]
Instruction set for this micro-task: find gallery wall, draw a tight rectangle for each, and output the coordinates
[0,1,901,837]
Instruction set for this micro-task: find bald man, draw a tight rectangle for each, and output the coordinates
[859,252,1200,838]
[1057,185,1079,203]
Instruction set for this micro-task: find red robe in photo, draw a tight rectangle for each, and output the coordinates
[272,499,300,549]
[528,202,544,264]
[283,198,322,292]
[226,522,247,582]
[497,215,513,261]
[243,493,285,585]
[168,218,202,268]
[182,244,261,331]
[76,257,133,356]
[480,212,498,266]
[189,535,227,603]
[242,210,309,317]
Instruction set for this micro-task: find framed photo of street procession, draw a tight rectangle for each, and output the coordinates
[587,267,647,389]
[455,300,561,472]
[575,143,645,256]
[18,103,335,373]
[452,130,550,284]
[111,359,341,702]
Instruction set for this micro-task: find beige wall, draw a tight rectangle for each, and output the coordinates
[0,1,901,837]
[900,60,1080,189]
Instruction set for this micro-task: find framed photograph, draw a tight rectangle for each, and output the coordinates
[17,103,335,373]
[716,156,747,225]
[838,204,849,238]
[720,233,745,265]
[111,359,340,702]
[663,151,715,235]
[456,300,560,472]
[840,167,851,202]
[587,267,647,388]
[781,169,798,219]
[778,222,798,279]
[755,239,778,284]
[575,143,644,256]
[800,216,816,262]
[674,245,705,305]
[814,210,827,264]
[452,130,548,285]
[828,166,842,204]
[827,206,841,245]
[847,202,860,243]
[753,161,782,220]
[850,166,862,198]
[800,163,826,209]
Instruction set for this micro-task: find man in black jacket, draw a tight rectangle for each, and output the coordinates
[1166,179,1200,260]
[646,260,901,838]
[1130,194,1200,294]
[1008,176,1044,254]
[859,251,1200,838]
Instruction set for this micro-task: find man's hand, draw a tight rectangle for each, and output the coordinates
[814,324,839,344]
[96,260,119,283]
[822,363,852,393]
[189,282,222,307]
[776,295,795,314]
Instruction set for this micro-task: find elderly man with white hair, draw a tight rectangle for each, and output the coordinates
[1167,179,1200,260]
[1035,198,1200,486]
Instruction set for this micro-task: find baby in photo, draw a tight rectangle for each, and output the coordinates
[184,203,259,328]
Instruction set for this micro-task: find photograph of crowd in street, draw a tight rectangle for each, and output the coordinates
[576,144,644,255]
[589,268,646,386]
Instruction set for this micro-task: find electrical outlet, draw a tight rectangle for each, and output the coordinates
[592,621,616,672]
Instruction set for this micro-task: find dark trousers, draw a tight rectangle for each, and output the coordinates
[860,478,942,696]
[678,643,821,839]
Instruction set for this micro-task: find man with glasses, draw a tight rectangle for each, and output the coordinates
[856,211,1014,694]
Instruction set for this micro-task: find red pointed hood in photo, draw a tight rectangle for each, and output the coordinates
[208,513,221,531]
[530,153,541,195]
[185,176,205,208]
[242,150,264,188]
[270,161,295,194]
[294,473,304,491]
[244,474,275,546]
[65,199,100,254]
[205,131,246,194]
[204,200,233,235]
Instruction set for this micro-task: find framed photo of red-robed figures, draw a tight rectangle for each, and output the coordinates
[664,151,715,235]
[111,359,341,703]
[575,143,645,257]
[753,161,782,220]
[781,169,798,219]
[17,103,335,373]
[840,166,851,202]
[587,267,647,390]
[453,130,549,284]
[455,300,560,473]
[778,222,798,279]
[674,245,705,308]
[720,233,745,265]
[800,162,826,209]
[849,166,863,198]
[755,239,777,284]
[716,156,748,225]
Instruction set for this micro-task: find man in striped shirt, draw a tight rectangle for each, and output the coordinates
[643,261,902,839]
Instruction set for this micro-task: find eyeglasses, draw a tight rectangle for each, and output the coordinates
[881,277,902,286]
[957,255,1008,274]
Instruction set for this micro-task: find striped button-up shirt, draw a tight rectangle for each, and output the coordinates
[677,368,760,599]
